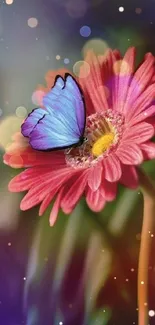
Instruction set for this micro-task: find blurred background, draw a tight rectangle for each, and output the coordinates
[0,0,155,324]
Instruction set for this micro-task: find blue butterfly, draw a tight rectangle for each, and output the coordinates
[21,74,86,151]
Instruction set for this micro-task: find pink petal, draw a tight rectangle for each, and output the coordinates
[39,189,59,216]
[90,49,121,111]
[116,142,143,165]
[49,188,64,226]
[9,167,53,192]
[61,170,88,210]
[117,47,136,113]
[141,142,155,160]
[146,116,155,128]
[123,53,155,114]
[86,187,106,212]
[126,84,155,123]
[4,144,66,168]
[103,154,122,182]
[9,167,71,192]
[61,205,73,214]
[120,165,138,189]
[38,168,79,216]
[88,163,103,191]
[122,122,154,144]
[79,51,109,114]
[128,105,155,126]
[20,168,74,210]
[105,55,120,110]
[113,49,122,60]
[100,179,117,201]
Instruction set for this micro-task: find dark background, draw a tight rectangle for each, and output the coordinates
[0,0,155,324]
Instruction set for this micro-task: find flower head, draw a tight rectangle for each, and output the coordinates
[4,47,155,225]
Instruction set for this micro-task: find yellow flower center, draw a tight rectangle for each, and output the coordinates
[91,132,115,157]
[65,110,124,169]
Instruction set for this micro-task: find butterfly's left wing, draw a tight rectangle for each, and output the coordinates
[29,74,86,151]
[21,77,65,138]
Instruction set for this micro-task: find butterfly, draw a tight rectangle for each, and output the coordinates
[21,74,86,151]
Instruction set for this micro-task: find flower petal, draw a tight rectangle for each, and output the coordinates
[20,168,74,210]
[9,167,71,192]
[100,179,117,201]
[61,170,88,210]
[4,145,66,169]
[126,84,155,123]
[128,105,155,126]
[141,142,155,160]
[88,163,103,191]
[117,47,136,113]
[79,51,109,114]
[49,188,64,226]
[120,165,138,189]
[116,142,143,165]
[124,53,155,114]
[123,122,154,144]
[103,50,122,110]
[39,190,57,216]
[103,154,122,182]
[86,187,106,212]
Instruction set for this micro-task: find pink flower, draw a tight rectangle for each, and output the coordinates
[3,47,155,225]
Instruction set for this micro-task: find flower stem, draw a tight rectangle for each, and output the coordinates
[137,168,155,325]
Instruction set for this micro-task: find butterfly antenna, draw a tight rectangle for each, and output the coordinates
[65,148,72,155]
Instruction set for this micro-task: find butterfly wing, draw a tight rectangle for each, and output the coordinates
[21,76,65,138]
[62,74,86,136]
[43,74,85,136]
[21,108,48,137]
[29,74,86,151]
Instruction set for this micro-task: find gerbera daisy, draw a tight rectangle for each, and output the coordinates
[3,47,155,225]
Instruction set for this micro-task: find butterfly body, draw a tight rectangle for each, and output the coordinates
[21,74,86,152]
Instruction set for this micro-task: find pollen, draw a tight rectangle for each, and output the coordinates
[65,110,124,169]
[92,133,115,157]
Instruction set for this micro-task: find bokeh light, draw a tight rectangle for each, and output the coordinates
[27,17,38,28]
[16,106,27,118]
[80,25,91,37]
[73,60,90,78]
[135,8,142,14]
[8,154,24,168]
[0,115,23,150]
[82,38,109,56]
[56,55,61,60]
[5,0,14,4]
[32,90,45,106]
[66,0,88,18]
[149,310,155,317]
[119,6,124,12]
[64,58,70,64]
[113,60,131,76]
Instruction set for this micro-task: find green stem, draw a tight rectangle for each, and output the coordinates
[137,168,155,325]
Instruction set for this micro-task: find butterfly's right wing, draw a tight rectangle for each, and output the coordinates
[43,74,86,136]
